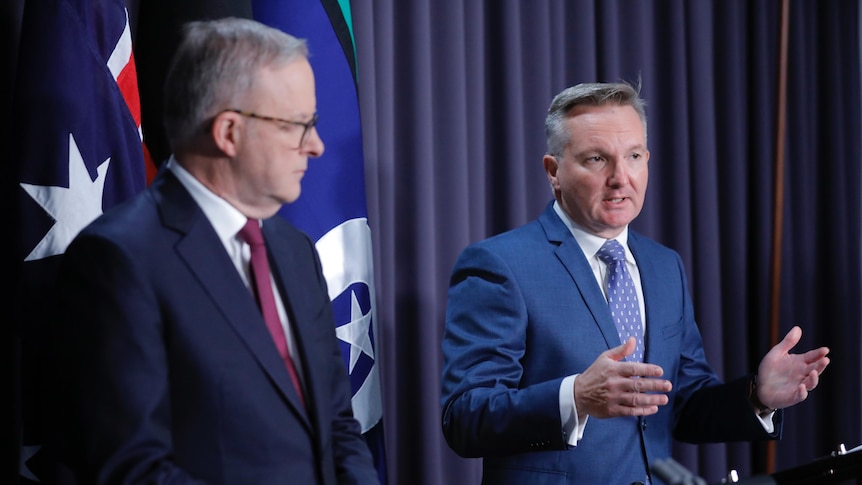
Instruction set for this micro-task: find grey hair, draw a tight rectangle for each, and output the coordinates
[544,81,647,158]
[162,17,309,152]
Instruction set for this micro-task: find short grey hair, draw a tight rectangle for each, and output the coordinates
[544,81,647,158]
[162,17,309,152]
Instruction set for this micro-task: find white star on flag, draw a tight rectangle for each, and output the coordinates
[336,289,375,372]
[20,133,110,261]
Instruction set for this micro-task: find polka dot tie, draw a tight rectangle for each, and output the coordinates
[596,239,644,362]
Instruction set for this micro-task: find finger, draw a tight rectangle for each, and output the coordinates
[604,337,637,362]
[773,325,803,354]
[625,392,668,415]
[803,354,830,378]
[804,369,820,391]
[623,362,667,380]
[626,391,642,409]
[803,346,831,364]
[630,374,671,393]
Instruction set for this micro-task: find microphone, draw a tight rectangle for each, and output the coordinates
[651,458,777,485]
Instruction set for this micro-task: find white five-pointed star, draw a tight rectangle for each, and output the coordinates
[335,288,375,373]
[20,133,110,261]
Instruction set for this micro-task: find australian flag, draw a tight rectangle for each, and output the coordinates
[12,0,147,480]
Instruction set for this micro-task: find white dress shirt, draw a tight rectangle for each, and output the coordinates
[167,158,304,381]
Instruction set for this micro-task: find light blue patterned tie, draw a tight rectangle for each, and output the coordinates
[597,239,644,362]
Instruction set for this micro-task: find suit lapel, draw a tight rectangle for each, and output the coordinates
[156,171,310,426]
[538,203,622,351]
[628,233,654,363]
[262,219,325,439]
[260,221,315,411]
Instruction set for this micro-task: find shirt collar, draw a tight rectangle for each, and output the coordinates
[552,200,633,263]
[167,157,248,242]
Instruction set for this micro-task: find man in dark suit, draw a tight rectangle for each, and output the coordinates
[55,17,379,484]
[440,81,831,484]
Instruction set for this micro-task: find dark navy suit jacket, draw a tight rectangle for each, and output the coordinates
[56,169,378,484]
[441,201,780,485]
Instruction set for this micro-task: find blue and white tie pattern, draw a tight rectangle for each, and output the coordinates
[597,239,644,362]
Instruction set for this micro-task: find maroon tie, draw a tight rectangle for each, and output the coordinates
[238,219,305,407]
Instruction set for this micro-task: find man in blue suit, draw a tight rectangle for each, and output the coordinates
[440,82,831,484]
[55,18,379,484]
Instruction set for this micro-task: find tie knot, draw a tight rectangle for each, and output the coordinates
[597,239,626,265]
[238,219,264,247]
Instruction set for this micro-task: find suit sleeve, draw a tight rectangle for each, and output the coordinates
[440,244,568,458]
[662,252,783,443]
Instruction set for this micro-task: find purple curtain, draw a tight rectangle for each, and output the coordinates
[352,1,861,484]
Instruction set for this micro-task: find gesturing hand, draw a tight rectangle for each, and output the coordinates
[573,337,672,419]
[756,326,831,411]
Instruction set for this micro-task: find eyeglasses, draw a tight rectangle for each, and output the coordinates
[223,108,319,148]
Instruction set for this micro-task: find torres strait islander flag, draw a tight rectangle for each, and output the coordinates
[12,0,148,479]
[251,2,389,483]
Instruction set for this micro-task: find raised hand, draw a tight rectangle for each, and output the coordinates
[573,337,672,419]
[756,326,831,410]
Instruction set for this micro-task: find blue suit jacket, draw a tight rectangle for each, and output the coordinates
[441,201,780,485]
[56,169,378,484]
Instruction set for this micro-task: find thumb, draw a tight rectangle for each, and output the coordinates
[772,325,802,355]
[605,337,636,362]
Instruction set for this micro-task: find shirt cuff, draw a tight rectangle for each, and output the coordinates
[560,374,587,446]
[755,408,776,434]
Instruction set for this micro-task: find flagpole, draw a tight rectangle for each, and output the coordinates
[766,0,790,474]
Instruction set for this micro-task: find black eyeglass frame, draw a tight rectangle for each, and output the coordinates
[223,108,319,148]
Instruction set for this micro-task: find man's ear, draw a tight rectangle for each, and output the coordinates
[210,110,241,157]
[543,154,559,189]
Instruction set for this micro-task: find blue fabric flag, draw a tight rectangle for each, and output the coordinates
[12,0,146,479]
[251,1,388,483]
